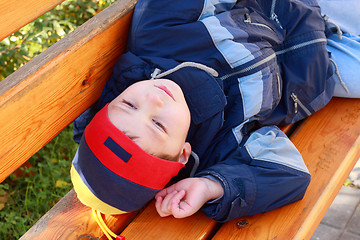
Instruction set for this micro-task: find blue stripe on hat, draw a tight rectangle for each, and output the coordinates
[104,137,132,163]
[73,135,158,212]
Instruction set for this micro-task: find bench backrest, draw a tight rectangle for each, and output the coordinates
[0,0,66,41]
[0,0,138,183]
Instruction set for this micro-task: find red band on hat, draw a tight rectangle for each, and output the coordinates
[84,104,184,190]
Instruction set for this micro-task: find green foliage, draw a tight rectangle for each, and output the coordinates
[0,0,116,80]
[0,125,77,240]
[0,1,116,239]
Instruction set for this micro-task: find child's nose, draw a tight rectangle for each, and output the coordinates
[146,92,164,108]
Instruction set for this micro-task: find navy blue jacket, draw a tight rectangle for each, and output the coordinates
[73,0,336,222]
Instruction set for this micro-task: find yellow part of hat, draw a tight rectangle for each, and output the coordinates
[70,165,126,215]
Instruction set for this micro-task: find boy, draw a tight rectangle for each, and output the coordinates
[72,60,311,222]
[72,0,341,222]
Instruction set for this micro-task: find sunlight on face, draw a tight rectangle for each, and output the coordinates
[107,79,191,162]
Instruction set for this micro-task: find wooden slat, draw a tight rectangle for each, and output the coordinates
[20,190,139,240]
[21,190,218,240]
[119,200,220,239]
[0,0,138,183]
[0,0,66,41]
[212,98,360,240]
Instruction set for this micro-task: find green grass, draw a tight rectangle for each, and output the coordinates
[0,125,77,240]
[0,1,116,239]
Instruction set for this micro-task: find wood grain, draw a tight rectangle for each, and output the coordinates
[19,189,138,240]
[120,200,220,240]
[0,0,66,41]
[212,98,360,240]
[0,0,137,183]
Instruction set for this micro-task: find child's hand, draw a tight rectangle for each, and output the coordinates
[155,177,223,218]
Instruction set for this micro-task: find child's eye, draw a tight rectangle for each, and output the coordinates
[122,99,136,109]
[152,119,167,133]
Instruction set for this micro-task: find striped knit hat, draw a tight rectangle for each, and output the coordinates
[70,103,185,214]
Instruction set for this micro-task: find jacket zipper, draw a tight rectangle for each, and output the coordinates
[291,93,312,115]
[220,38,327,81]
[220,53,277,80]
[270,0,283,29]
[276,72,281,99]
[275,38,327,55]
[244,13,275,32]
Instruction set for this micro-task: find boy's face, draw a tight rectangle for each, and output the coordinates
[107,79,191,163]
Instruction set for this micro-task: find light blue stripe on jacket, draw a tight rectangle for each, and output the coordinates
[201,15,255,68]
[199,0,237,20]
[245,126,310,174]
[238,71,263,120]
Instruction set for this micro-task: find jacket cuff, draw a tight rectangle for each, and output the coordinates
[196,167,255,222]
[200,175,224,203]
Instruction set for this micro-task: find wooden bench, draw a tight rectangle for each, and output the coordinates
[1,0,359,239]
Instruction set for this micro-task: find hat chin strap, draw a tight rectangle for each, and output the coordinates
[92,209,125,240]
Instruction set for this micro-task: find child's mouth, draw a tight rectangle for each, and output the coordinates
[155,85,175,101]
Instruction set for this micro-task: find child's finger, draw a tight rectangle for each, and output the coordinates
[155,188,168,199]
[157,190,178,216]
[155,185,176,198]
[171,190,186,206]
[155,195,163,211]
[155,195,169,217]
[171,190,194,218]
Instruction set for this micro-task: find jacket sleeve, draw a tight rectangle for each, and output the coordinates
[196,126,311,222]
